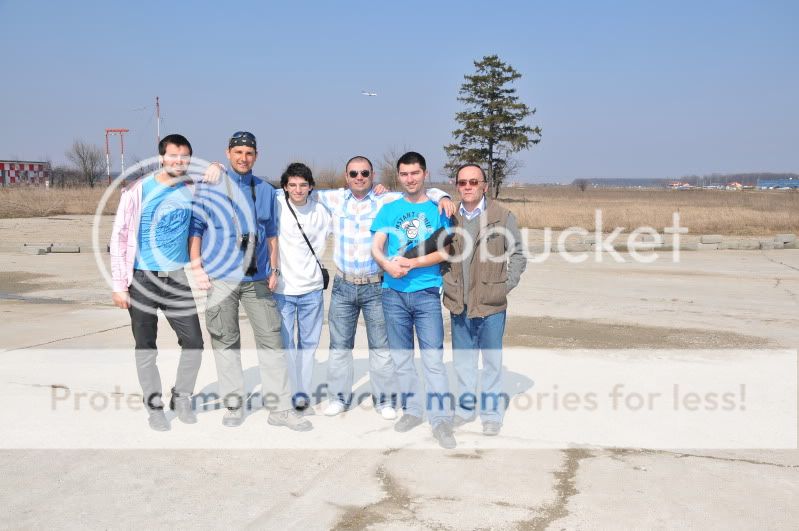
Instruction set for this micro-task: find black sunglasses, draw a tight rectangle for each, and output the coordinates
[348,170,371,178]
[230,131,256,141]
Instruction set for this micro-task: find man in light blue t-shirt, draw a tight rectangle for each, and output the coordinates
[110,134,203,432]
[371,151,457,449]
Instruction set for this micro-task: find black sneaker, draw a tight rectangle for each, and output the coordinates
[394,414,424,433]
[147,410,170,432]
[170,395,197,424]
[432,422,457,449]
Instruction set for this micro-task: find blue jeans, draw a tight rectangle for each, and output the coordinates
[274,289,324,405]
[451,308,508,424]
[382,287,452,427]
[327,276,395,408]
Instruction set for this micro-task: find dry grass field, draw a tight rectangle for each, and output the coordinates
[2,184,799,236]
[491,185,799,236]
[0,186,119,218]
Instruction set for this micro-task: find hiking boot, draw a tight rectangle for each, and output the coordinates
[483,421,502,436]
[147,409,170,432]
[432,422,457,449]
[268,409,313,431]
[394,414,423,433]
[222,408,244,428]
[170,395,197,424]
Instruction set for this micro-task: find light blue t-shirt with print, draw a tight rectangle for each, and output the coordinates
[134,175,192,271]
[370,197,451,292]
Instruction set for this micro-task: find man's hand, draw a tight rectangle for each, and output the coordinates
[193,266,211,290]
[373,183,388,195]
[383,257,411,279]
[268,271,278,291]
[438,197,456,217]
[202,162,225,184]
[392,256,415,272]
[112,291,130,309]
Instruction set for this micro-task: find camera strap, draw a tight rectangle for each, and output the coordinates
[284,194,325,274]
[223,173,258,271]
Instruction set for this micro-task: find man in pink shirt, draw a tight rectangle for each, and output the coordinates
[109,134,204,432]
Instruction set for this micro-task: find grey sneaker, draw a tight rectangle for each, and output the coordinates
[483,421,502,436]
[222,408,244,428]
[394,414,424,433]
[268,409,313,431]
[432,422,457,449]
[170,396,197,424]
[148,410,170,432]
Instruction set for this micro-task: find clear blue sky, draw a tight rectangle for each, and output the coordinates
[1,0,796,183]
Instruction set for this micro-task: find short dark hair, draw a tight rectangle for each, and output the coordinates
[396,151,426,171]
[280,162,315,188]
[158,134,192,156]
[456,163,486,181]
[345,155,373,172]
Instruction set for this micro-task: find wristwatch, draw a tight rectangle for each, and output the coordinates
[271,268,280,276]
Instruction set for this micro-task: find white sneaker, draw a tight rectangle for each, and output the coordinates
[379,406,397,420]
[324,401,346,416]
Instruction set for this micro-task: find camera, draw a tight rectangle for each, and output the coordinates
[238,233,258,276]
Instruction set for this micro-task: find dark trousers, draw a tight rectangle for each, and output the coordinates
[128,269,204,410]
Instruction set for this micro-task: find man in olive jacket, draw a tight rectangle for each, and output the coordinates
[441,164,527,436]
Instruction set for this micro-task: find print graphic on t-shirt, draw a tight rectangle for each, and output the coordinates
[396,211,431,238]
[153,196,191,249]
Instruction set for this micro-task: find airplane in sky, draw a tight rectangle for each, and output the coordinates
[360,91,377,96]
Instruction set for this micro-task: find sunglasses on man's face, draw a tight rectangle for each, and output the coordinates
[348,170,371,178]
[457,179,484,187]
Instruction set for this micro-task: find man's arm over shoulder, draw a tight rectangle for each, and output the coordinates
[506,212,527,292]
[312,187,346,210]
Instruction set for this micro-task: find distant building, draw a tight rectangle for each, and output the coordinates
[758,178,799,190]
[0,160,51,186]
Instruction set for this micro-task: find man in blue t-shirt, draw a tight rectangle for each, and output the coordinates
[371,151,457,449]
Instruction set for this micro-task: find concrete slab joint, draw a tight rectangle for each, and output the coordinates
[700,235,723,244]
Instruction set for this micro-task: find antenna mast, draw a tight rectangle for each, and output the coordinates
[156,96,161,144]
[105,128,130,183]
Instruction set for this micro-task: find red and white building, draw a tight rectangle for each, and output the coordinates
[0,160,51,186]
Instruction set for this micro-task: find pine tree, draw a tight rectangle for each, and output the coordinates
[444,55,541,198]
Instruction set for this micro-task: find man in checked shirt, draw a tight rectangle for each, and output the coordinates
[314,156,454,418]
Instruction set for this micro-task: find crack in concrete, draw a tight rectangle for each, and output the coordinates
[3,325,130,352]
[608,447,799,468]
[331,465,415,530]
[761,254,799,273]
[516,448,594,530]
[448,452,483,460]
